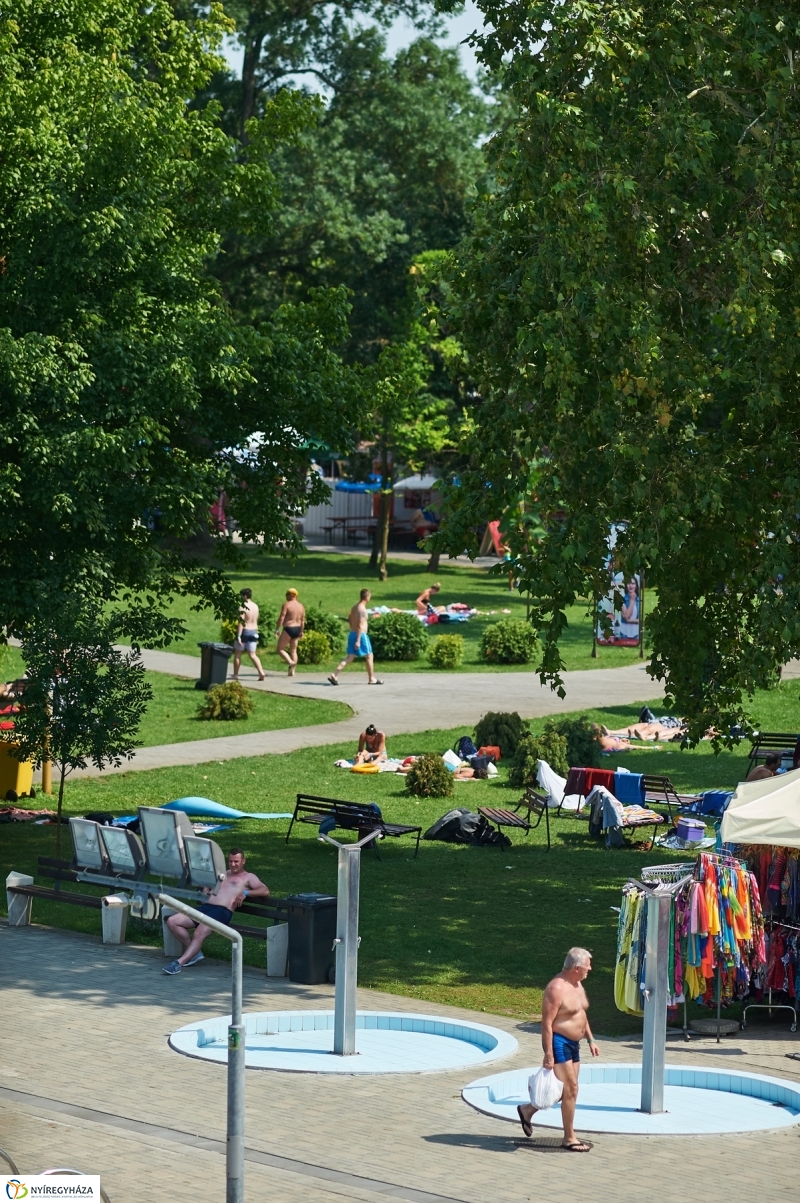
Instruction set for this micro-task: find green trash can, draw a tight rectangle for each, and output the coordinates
[286,893,337,984]
[196,641,234,690]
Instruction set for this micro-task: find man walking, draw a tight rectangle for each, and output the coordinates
[517,947,599,1152]
[328,588,382,685]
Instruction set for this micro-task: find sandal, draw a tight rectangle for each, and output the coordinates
[368,679,384,685]
[562,1141,591,1153]
[516,1105,532,1137]
[328,675,339,686]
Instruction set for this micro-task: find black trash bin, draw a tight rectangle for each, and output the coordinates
[196,641,234,690]
[286,892,337,984]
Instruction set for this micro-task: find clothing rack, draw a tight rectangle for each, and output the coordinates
[741,917,799,1034]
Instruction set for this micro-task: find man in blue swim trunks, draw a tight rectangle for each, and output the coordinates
[517,947,599,1152]
[163,849,269,974]
[328,588,382,686]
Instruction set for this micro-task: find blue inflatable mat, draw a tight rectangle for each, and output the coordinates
[163,798,292,820]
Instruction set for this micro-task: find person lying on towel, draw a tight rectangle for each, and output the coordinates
[355,724,387,764]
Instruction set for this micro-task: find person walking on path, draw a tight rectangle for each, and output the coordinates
[232,588,265,682]
[275,588,305,677]
[516,947,599,1152]
[328,588,382,686]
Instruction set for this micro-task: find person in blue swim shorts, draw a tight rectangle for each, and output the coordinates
[516,947,599,1152]
[328,588,383,686]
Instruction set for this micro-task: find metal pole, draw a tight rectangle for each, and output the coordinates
[319,829,381,1056]
[159,894,244,1203]
[640,890,670,1113]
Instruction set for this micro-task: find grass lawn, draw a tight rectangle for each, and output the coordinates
[148,548,644,675]
[1,647,351,747]
[6,694,784,1037]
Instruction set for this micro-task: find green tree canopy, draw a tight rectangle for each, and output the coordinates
[0,0,357,636]
[438,0,800,737]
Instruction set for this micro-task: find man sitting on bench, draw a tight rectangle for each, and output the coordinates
[747,752,782,782]
[163,848,270,975]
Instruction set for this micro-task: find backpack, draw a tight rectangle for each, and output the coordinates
[456,736,478,760]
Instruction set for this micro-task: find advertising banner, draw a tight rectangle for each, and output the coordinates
[2,1177,101,1200]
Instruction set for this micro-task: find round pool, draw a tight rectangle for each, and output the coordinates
[170,1009,518,1075]
[462,1063,800,1134]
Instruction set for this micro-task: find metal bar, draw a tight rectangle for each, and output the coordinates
[716,962,722,1044]
[640,891,670,1113]
[159,894,244,1203]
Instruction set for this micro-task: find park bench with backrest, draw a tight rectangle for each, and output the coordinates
[748,731,799,767]
[641,775,701,821]
[478,787,551,851]
[286,793,422,857]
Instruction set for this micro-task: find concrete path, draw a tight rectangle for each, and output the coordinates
[76,649,663,776]
[2,921,797,1203]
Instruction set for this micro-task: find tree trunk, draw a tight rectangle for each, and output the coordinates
[55,763,66,857]
[241,26,266,136]
[426,549,440,572]
[377,436,391,581]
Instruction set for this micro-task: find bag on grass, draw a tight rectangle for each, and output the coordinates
[528,1068,564,1110]
[456,736,478,759]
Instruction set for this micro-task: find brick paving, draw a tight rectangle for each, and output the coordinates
[2,922,798,1202]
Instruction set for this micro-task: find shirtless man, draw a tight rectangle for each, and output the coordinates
[275,588,305,677]
[163,849,269,974]
[747,752,782,782]
[516,947,599,1152]
[232,588,265,682]
[328,589,382,685]
[355,723,387,763]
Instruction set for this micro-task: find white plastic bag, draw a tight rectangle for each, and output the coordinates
[442,749,463,768]
[528,1067,564,1110]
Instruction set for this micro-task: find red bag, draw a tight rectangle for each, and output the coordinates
[478,745,501,762]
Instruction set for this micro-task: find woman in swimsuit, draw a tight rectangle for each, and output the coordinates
[275,589,306,677]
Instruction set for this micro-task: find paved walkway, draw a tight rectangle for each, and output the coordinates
[75,650,662,776]
[2,922,798,1203]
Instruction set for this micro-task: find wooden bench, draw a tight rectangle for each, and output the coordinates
[286,793,422,858]
[748,731,799,767]
[479,788,551,851]
[642,775,701,821]
[6,856,291,939]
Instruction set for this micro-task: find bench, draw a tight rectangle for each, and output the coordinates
[479,788,551,851]
[642,775,701,821]
[748,731,799,767]
[286,793,422,858]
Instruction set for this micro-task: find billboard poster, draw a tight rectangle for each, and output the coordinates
[596,571,642,647]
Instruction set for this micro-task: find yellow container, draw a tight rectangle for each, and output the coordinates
[0,743,34,799]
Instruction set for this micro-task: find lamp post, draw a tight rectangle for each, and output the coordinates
[318,828,382,1055]
[159,894,244,1203]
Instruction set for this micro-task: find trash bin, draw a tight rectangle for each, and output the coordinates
[0,743,34,801]
[286,893,337,984]
[101,894,130,945]
[196,641,234,690]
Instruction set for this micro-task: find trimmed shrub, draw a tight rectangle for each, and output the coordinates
[474,710,528,759]
[197,681,254,721]
[369,611,428,661]
[428,634,464,670]
[479,618,540,665]
[545,715,602,768]
[509,729,569,788]
[296,629,332,665]
[304,606,344,654]
[405,753,454,798]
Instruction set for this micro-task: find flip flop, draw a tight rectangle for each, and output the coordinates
[562,1141,591,1153]
[516,1106,532,1137]
[328,675,339,685]
[368,679,384,685]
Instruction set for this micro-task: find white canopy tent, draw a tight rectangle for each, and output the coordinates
[720,768,800,848]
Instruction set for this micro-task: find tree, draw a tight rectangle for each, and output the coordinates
[0,0,357,638]
[215,26,491,362]
[438,0,800,738]
[7,602,153,854]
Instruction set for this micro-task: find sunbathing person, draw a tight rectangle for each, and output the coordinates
[416,583,442,614]
[355,724,387,763]
[594,726,632,752]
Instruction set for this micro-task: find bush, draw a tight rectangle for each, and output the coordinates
[405,753,454,798]
[296,629,332,665]
[509,729,569,788]
[545,715,602,768]
[303,606,344,654]
[479,618,540,665]
[197,680,254,721]
[428,634,464,670]
[369,612,428,661]
[474,710,528,759]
